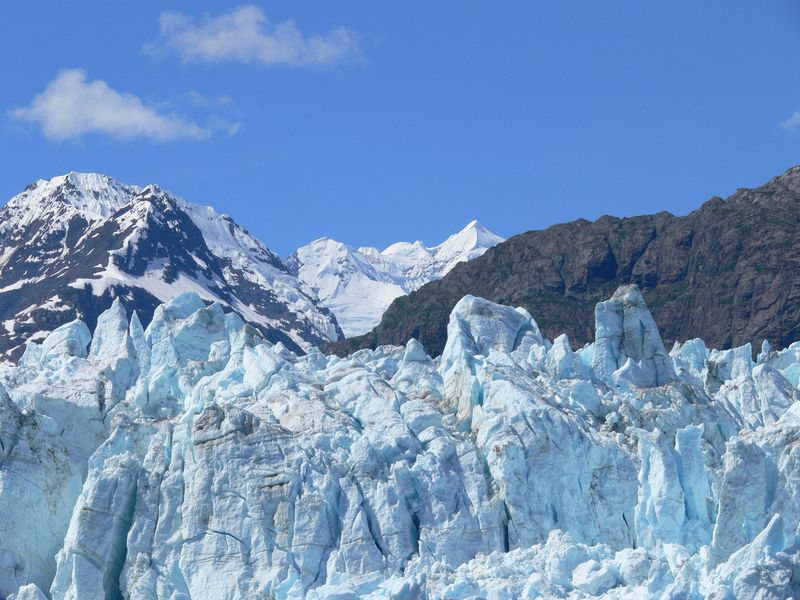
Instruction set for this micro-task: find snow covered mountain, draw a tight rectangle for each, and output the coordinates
[1,285,799,599]
[287,221,504,337]
[0,172,341,359]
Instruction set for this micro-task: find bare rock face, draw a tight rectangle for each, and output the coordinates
[327,165,800,357]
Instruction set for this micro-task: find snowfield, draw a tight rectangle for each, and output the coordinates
[288,221,504,337]
[0,284,798,599]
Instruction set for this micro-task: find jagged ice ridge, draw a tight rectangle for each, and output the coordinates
[0,285,799,598]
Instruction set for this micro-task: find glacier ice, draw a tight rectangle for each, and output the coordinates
[0,285,799,598]
[593,284,675,388]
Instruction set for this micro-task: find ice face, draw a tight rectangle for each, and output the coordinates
[0,387,84,595]
[0,284,798,599]
[592,284,676,390]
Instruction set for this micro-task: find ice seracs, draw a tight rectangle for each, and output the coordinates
[288,221,504,337]
[593,284,675,388]
[0,284,799,598]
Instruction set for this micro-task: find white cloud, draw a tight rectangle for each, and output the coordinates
[781,111,800,130]
[147,5,361,67]
[11,69,237,142]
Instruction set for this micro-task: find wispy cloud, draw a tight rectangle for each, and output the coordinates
[185,91,235,109]
[11,69,238,142]
[146,5,361,67]
[781,111,800,131]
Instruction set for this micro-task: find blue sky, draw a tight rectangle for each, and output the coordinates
[2,1,800,255]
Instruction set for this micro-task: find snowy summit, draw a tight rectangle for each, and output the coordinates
[287,221,504,337]
[0,172,341,358]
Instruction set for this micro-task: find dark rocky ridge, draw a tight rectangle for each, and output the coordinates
[326,166,800,357]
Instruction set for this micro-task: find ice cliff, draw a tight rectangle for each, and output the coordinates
[0,284,798,599]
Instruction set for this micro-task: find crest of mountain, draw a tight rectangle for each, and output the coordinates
[286,221,504,337]
[0,172,341,359]
[327,165,800,357]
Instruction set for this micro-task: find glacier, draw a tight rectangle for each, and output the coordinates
[0,284,798,599]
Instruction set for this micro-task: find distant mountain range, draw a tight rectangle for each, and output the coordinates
[6,166,800,363]
[0,173,498,359]
[327,166,800,357]
[287,221,503,337]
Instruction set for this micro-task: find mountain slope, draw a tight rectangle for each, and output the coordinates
[287,220,503,337]
[326,165,800,357]
[0,172,341,358]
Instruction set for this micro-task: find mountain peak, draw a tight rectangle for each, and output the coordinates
[0,173,340,359]
[292,223,505,337]
[436,220,504,258]
[452,219,502,240]
[12,172,140,222]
